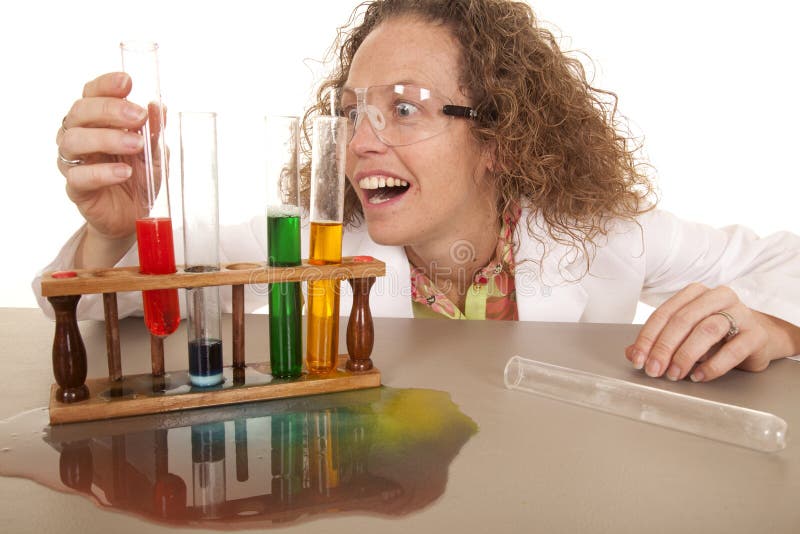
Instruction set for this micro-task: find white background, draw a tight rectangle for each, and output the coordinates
[2,0,798,314]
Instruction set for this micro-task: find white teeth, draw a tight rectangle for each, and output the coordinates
[368,195,391,205]
[357,176,410,190]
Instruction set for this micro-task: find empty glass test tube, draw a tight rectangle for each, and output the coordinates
[121,41,180,338]
[504,356,788,452]
[180,112,223,387]
[306,116,347,374]
[265,116,303,379]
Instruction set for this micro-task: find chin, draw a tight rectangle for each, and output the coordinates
[364,218,413,247]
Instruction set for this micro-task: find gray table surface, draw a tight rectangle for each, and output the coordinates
[1,307,798,534]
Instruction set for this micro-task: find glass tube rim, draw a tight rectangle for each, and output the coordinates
[180,111,218,119]
[120,40,159,52]
[265,114,300,121]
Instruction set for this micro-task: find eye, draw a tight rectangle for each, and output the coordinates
[341,106,358,122]
[395,101,420,119]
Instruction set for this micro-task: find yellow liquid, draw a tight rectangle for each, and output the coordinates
[310,410,340,491]
[306,221,343,374]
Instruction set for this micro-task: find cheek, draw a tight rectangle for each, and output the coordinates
[406,142,486,197]
[345,151,355,179]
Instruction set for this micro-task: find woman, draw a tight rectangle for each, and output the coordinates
[40,0,800,382]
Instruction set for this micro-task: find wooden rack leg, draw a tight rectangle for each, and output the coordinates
[111,435,128,502]
[155,428,168,475]
[59,440,93,493]
[235,419,249,482]
[232,284,245,368]
[102,293,122,381]
[233,367,245,386]
[48,295,89,403]
[346,277,375,372]
[151,335,165,377]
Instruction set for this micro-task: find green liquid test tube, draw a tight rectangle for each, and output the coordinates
[268,210,302,378]
[265,116,303,379]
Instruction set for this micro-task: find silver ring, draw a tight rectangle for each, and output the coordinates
[58,151,83,166]
[712,310,739,339]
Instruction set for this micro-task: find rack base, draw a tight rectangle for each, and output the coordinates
[49,358,381,424]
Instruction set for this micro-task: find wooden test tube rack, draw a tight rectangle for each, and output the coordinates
[40,257,385,425]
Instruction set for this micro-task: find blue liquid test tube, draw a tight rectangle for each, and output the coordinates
[180,112,223,387]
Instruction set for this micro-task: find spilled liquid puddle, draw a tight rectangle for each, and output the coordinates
[0,387,476,528]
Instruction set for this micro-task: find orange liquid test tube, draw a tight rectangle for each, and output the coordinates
[307,221,343,373]
[306,115,347,374]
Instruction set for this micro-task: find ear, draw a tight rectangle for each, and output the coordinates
[480,140,497,174]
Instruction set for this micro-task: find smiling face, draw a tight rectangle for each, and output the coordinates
[344,17,496,251]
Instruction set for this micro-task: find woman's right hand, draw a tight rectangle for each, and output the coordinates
[56,72,150,242]
[56,72,162,268]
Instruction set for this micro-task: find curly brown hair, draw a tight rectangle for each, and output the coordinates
[300,0,655,270]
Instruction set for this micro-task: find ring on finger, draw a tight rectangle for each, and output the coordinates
[58,151,84,166]
[712,310,739,340]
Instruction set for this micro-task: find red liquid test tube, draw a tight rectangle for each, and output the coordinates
[122,41,179,337]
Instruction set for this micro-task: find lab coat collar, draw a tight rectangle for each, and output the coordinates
[346,207,588,321]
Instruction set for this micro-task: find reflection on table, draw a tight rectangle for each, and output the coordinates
[23,387,478,529]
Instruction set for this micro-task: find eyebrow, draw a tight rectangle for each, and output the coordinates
[341,79,423,91]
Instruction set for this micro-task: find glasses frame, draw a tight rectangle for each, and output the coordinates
[338,84,478,147]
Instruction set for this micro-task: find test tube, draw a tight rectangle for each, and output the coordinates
[310,409,340,494]
[503,356,788,452]
[120,41,180,338]
[180,112,223,387]
[265,116,303,378]
[270,412,304,504]
[306,116,347,374]
[191,422,226,519]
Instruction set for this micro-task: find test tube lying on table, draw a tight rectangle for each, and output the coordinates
[504,356,788,452]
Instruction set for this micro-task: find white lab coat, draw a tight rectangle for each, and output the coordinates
[33,208,800,328]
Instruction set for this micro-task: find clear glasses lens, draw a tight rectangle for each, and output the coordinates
[340,84,453,147]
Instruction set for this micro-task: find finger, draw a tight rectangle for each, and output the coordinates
[666,302,749,380]
[60,127,144,161]
[627,283,709,370]
[64,96,147,130]
[146,101,167,138]
[643,286,740,378]
[64,163,133,198]
[82,72,132,99]
[689,326,767,382]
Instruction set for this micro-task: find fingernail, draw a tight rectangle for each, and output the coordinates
[645,359,661,377]
[112,165,132,179]
[666,364,680,381]
[632,349,646,370]
[123,133,144,149]
[690,371,705,383]
[115,72,129,89]
[123,104,147,121]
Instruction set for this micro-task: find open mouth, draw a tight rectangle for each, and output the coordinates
[358,176,411,205]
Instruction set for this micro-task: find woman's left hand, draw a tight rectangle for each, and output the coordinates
[625,283,773,382]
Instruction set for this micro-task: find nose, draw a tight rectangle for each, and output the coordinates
[348,109,388,156]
